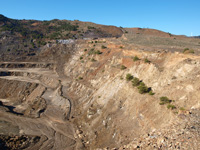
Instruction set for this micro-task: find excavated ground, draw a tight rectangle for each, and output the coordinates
[0,62,83,150]
[0,35,200,150]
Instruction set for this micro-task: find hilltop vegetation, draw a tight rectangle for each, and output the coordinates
[0,14,122,40]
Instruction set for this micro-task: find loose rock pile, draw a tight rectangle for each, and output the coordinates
[0,135,40,150]
[117,109,200,150]
[97,109,200,150]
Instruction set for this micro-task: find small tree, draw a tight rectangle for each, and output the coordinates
[91,58,96,62]
[183,48,189,53]
[95,50,103,55]
[120,65,127,70]
[148,90,155,95]
[126,74,133,81]
[137,82,149,94]
[159,97,172,105]
[133,56,140,61]
[132,77,140,86]
[144,58,151,63]
[101,45,107,49]
[167,104,176,110]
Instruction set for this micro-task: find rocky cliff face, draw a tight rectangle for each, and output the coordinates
[62,39,200,149]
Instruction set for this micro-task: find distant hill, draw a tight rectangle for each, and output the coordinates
[193,36,200,38]
[0,14,123,40]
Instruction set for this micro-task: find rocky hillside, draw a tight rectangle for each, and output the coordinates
[0,15,200,150]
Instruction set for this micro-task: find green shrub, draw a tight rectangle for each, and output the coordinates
[120,65,127,70]
[119,46,123,49]
[84,49,87,52]
[132,77,140,86]
[167,104,176,110]
[183,48,194,54]
[144,58,151,63]
[91,58,96,62]
[78,77,83,80]
[126,74,133,81]
[31,42,36,48]
[88,26,95,29]
[179,107,185,111]
[137,82,149,94]
[159,97,172,105]
[88,48,95,55]
[101,45,107,49]
[148,90,155,95]
[95,50,103,55]
[80,56,83,60]
[183,48,189,52]
[189,49,194,53]
[133,56,140,61]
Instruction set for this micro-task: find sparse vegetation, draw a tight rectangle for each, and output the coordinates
[120,76,123,80]
[88,49,103,55]
[189,49,194,53]
[183,48,195,54]
[87,26,95,29]
[78,77,83,80]
[144,58,151,63]
[101,45,107,49]
[148,90,155,95]
[132,77,140,86]
[88,48,95,55]
[120,65,127,70]
[159,97,172,105]
[180,107,185,111]
[91,58,96,62]
[126,74,133,81]
[137,82,149,94]
[95,50,103,55]
[119,46,123,49]
[167,104,176,110]
[133,56,140,61]
[168,32,172,37]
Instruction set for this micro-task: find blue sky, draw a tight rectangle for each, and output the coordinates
[1,0,199,36]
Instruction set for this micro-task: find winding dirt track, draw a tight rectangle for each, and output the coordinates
[0,62,82,150]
